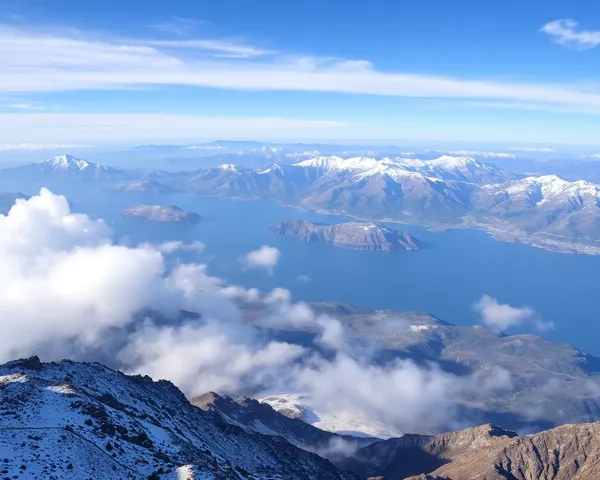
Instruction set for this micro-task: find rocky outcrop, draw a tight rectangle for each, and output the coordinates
[347,422,600,480]
[192,392,373,460]
[271,219,421,251]
[341,424,516,479]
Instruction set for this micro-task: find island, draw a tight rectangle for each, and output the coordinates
[270,219,421,251]
[121,205,201,224]
[109,180,179,194]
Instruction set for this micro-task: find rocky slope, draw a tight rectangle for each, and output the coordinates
[192,392,374,459]
[341,424,517,479]
[0,356,357,480]
[121,205,201,223]
[341,421,600,479]
[270,220,421,251]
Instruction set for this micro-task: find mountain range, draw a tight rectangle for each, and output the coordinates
[137,155,600,253]
[0,356,356,480]
[0,154,134,182]
[3,356,600,480]
[3,153,600,253]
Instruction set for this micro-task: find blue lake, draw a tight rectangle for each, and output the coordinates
[8,182,600,356]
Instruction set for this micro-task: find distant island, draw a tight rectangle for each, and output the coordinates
[121,205,201,224]
[270,219,421,251]
[110,180,180,194]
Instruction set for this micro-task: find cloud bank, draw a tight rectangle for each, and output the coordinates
[0,190,513,434]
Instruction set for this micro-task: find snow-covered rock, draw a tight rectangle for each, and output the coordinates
[0,357,357,480]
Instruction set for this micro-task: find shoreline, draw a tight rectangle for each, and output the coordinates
[144,191,600,256]
[278,201,600,256]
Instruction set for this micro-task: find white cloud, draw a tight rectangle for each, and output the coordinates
[156,240,205,254]
[145,39,277,58]
[0,191,521,434]
[2,25,600,114]
[241,245,281,273]
[219,285,261,303]
[473,295,553,333]
[0,189,183,360]
[541,19,600,50]
[119,321,305,395]
[292,354,511,434]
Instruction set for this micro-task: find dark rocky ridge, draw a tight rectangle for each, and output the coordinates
[271,219,421,251]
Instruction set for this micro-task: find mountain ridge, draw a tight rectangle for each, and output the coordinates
[0,356,358,480]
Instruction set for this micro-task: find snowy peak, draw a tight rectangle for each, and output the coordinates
[0,356,356,480]
[258,163,284,174]
[293,155,346,171]
[41,154,95,172]
[292,154,514,185]
[498,174,600,201]
[0,154,133,182]
[217,163,241,173]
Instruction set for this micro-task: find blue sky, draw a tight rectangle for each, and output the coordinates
[1,0,600,147]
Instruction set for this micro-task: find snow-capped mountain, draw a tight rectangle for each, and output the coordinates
[292,154,516,185]
[42,154,95,172]
[479,174,600,209]
[0,154,133,182]
[132,157,600,252]
[472,175,600,241]
[0,356,356,480]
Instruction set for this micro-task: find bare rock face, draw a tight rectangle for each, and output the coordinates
[342,424,517,479]
[271,219,421,251]
[351,422,600,480]
[488,422,600,480]
[121,204,201,223]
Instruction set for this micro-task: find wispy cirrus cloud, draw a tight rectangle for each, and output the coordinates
[541,19,600,50]
[148,16,207,36]
[2,25,600,114]
[145,38,277,58]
